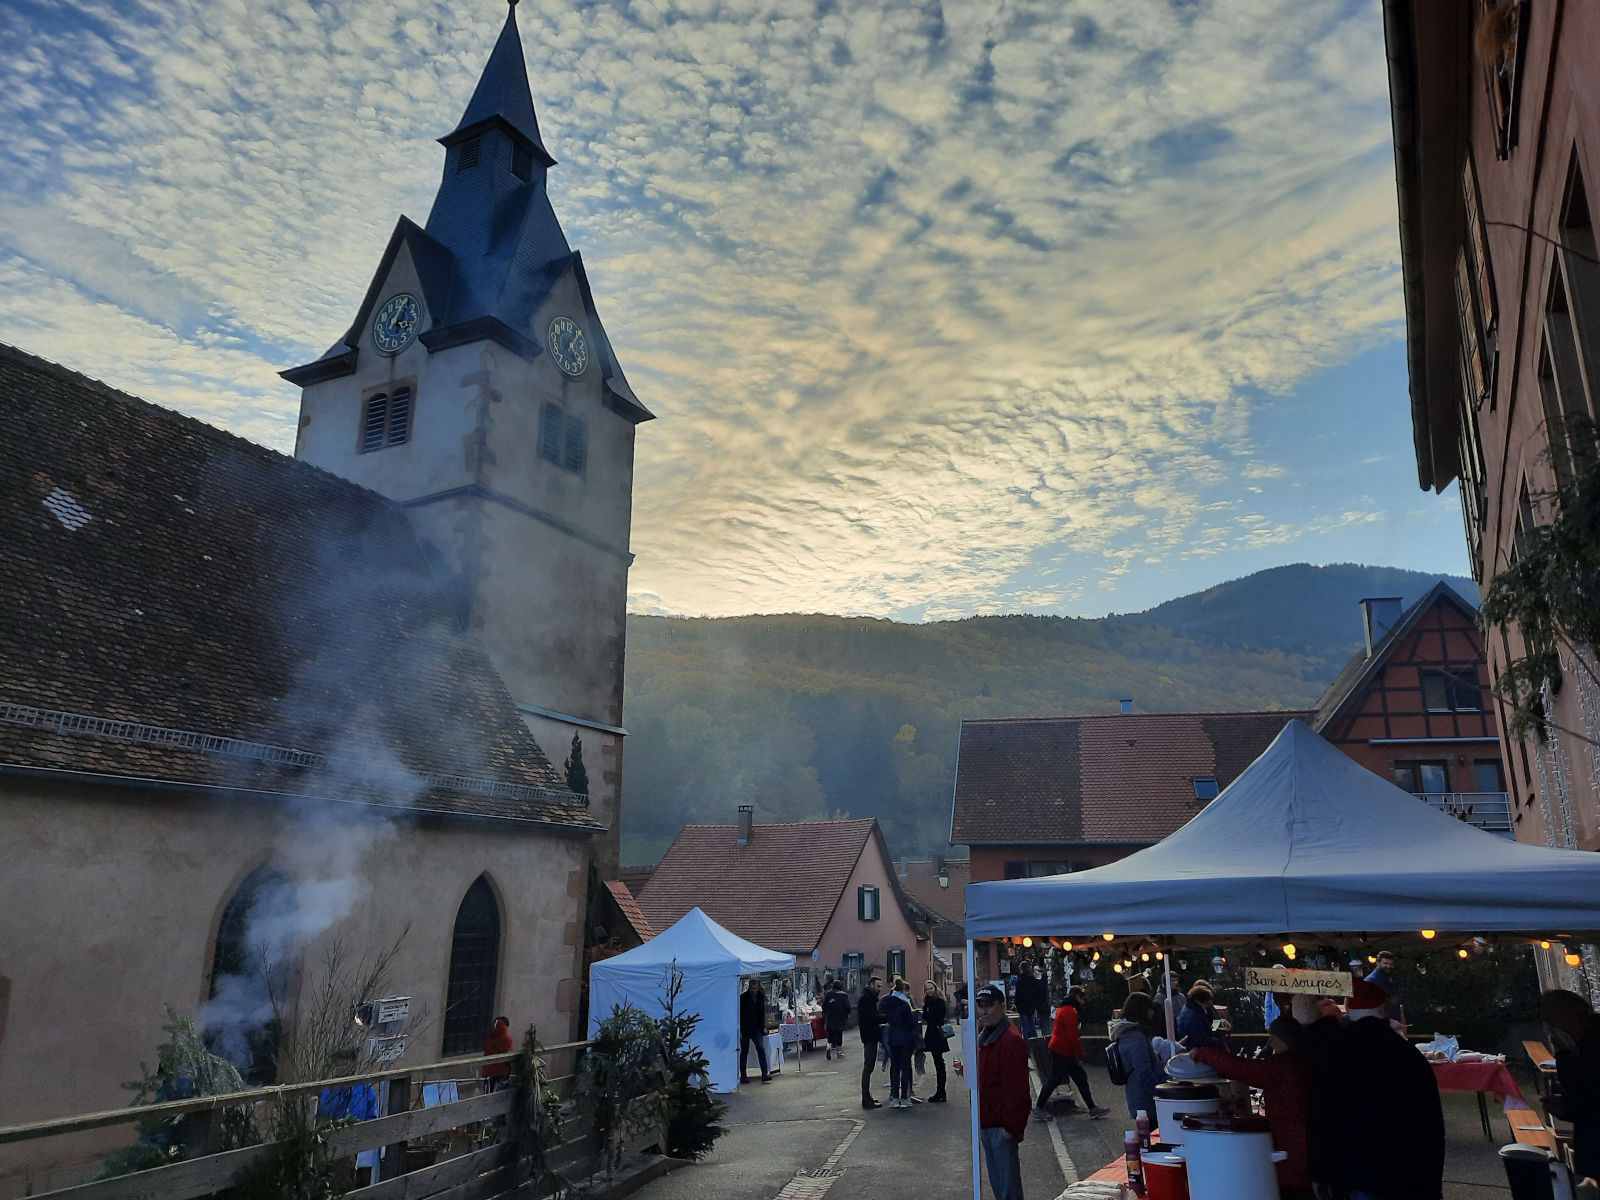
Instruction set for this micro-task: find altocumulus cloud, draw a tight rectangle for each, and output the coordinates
[1,0,1407,618]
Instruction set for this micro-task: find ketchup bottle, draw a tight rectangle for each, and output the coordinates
[1135,1108,1152,1150]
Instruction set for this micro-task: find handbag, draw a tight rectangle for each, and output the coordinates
[940,1022,957,1039]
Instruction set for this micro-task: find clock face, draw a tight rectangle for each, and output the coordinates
[373,293,420,355]
[547,315,589,377]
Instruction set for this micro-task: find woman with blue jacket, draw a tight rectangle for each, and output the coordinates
[1109,992,1171,1119]
[879,977,920,1109]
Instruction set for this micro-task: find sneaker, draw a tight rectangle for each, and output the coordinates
[909,1094,923,1103]
[1032,1107,1053,1122]
[930,1092,947,1103]
[862,1098,882,1109]
[761,1075,772,1083]
[1089,1106,1111,1119]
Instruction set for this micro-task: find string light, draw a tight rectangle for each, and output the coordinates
[1420,930,1436,940]
[1367,955,1377,964]
[1103,932,1116,941]
[1567,953,1583,967]
[1113,963,1123,973]
[1063,941,1074,951]
[1281,943,1297,960]
[1457,948,1470,959]
[1540,941,1553,950]
[1021,937,1033,948]
[1141,953,1150,962]
[1092,951,1101,963]
[1155,951,1164,961]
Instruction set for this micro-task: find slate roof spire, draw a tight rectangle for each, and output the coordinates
[440,1,555,169]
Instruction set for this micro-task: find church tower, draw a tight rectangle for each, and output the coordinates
[283,2,651,876]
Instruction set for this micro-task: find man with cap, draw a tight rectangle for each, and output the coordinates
[975,983,1030,1200]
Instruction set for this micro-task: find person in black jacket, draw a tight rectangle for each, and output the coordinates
[739,977,772,1084]
[858,975,884,1109]
[1306,1011,1444,1200]
[1543,989,1600,1184]
[821,980,851,1061]
[922,980,951,1102]
[1014,962,1047,1041]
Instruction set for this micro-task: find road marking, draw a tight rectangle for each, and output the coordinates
[770,1119,865,1200]
[1027,1054,1080,1185]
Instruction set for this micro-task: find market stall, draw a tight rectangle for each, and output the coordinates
[588,906,795,1093]
[962,721,1600,1200]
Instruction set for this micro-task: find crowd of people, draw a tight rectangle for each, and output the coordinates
[854,973,953,1108]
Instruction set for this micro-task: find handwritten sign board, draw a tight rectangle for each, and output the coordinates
[1245,966,1351,997]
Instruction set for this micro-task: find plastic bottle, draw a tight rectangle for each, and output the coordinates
[1124,1129,1145,1194]
[1135,1108,1151,1149]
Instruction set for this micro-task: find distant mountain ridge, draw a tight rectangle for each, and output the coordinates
[619,563,1475,865]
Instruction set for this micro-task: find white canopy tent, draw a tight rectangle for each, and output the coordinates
[587,906,795,1093]
[960,720,1600,1200]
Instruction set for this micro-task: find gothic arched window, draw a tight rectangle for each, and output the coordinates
[204,864,288,1085]
[441,876,501,1056]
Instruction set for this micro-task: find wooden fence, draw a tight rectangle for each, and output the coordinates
[0,1040,665,1200]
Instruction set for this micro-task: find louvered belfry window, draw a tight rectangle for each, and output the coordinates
[441,876,501,1056]
[512,142,533,182]
[539,402,587,476]
[360,383,415,452]
[458,137,481,171]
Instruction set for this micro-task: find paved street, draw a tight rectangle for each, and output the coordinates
[633,1042,1521,1200]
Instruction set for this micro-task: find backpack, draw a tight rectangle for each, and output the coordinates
[1104,1032,1156,1086]
[1104,1038,1134,1085]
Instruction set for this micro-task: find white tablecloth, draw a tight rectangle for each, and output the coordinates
[764,1031,785,1071]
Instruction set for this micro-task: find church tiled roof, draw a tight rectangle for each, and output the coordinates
[0,342,599,831]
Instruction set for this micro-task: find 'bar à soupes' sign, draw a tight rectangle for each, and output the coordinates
[1244,966,1352,997]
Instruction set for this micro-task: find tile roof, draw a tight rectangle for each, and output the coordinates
[604,880,654,942]
[1311,582,1479,730]
[895,858,970,944]
[617,865,656,894]
[0,343,598,831]
[951,710,1310,845]
[638,818,891,953]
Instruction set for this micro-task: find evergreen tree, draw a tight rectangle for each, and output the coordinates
[565,733,589,795]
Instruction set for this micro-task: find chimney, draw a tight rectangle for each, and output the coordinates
[1359,597,1404,657]
[1120,699,1133,715]
[736,805,754,845]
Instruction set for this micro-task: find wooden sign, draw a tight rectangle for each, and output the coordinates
[1245,965,1351,997]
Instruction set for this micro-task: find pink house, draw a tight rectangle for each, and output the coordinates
[635,810,934,984]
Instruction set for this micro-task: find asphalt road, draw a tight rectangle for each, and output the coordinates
[630,1040,1517,1200]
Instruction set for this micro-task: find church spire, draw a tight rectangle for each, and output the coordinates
[440,2,555,168]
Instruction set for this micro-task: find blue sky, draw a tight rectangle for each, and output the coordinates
[0,0,1468,619]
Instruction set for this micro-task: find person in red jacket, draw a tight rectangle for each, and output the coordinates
[975,983,1031,1200]
[1191,1015,1313,1198]
[1031,987,1111,1120]
[481,1016,516,1091]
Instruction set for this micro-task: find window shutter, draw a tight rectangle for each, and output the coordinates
[387,386,412,446]
[857,885,866,920]
[564,416,586,473]
[539,402,564,463]
[362,393,388,453]
[458,137,481,171]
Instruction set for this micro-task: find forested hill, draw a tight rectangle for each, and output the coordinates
[619,563,1475,865]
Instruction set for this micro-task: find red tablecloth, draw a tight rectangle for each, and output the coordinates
[811,1016,826,1040]
[1432,1059,1532,1110]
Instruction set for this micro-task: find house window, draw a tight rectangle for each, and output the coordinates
[1474,759,1507,793]
[1476,0,1523,160]
[1005,860,1076,879]
[457,137,481,171]
[1539,159,1600,485]
[538,402,587,475]
[441,876,501,1056]
[842,951,864,970]
[512,142,533,182]
[360,384,413,453]
[1456,249,1492,406]
[887,949,906,979]
[1421,668,1482,713]
[1393,760,1450,795]
[1191,776,1220,801]
[204,864,287,1085]
[858,885,880,922]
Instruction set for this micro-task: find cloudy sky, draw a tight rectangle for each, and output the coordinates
[3,0,1468,620]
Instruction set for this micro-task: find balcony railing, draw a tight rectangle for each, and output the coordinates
[1416,791,1512,835]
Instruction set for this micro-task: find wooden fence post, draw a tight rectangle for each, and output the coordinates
[377,1074,410,1182]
